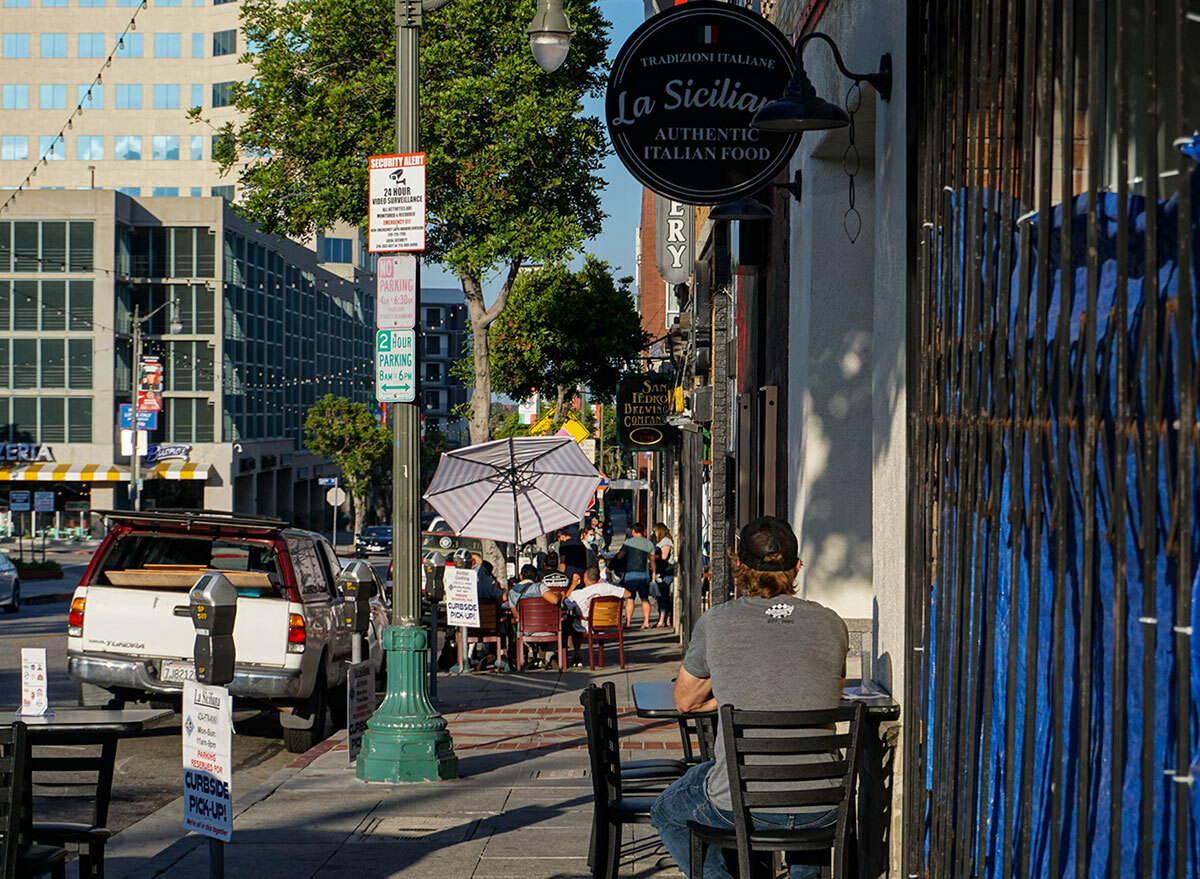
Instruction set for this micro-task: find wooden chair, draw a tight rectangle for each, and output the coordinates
[688,702,865,879]
[457,598,506,671]
[584,597,625,669]
[579,685,658,879]
[0,722,68,879]
[28,737,117,879]
[515,597,565,671]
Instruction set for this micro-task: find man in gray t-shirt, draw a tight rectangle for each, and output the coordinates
[650,516,848,879]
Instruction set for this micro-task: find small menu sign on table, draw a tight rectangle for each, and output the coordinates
[19,647,51,716]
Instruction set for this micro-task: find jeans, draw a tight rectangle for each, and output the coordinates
[650,761,837,879]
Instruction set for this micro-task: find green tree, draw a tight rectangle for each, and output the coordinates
[304,395,391,540]
[489,258,649,427]
[493,412,531,439]
[205,0,611,447]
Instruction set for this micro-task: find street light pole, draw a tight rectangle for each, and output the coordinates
[131,303,143,510]
[356,0,457,783]
[356,0,576,785]
[129,299,181,511]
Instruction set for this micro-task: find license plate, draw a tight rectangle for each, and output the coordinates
[160,660,196,683]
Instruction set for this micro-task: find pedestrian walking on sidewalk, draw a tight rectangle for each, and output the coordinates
[649,516,849,879]
[615,521,657,627]
[652,522,675,628]
[601,515,614,552]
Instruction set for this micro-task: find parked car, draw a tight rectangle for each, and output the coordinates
[67,510,386,753]
[354,525,393,558]
[0,551,19,613]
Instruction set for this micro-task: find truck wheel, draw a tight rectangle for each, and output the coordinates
[281,674,328,754]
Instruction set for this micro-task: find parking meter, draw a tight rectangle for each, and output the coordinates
[189,572,237,686]
[423,551,446,699]
[339,561,374,636]
[339,560,374,666]
[423,551,446,604]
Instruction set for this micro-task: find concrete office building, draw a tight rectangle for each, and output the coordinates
[418,286,468,445]
[0,189,374,531]
[0,0,249,197]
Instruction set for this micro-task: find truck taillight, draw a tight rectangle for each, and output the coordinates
[287,613,306,653]
[68,596,86,635]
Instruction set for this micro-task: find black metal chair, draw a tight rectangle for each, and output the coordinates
[28,737,117,879]
[1,722,68,879]
[688,702,865,879]
[598,682,687,790]
[580,684,673,879]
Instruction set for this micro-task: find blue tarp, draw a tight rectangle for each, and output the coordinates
[923,170,1200,877]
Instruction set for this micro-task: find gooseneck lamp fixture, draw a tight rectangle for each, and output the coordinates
[527,0,575,73]
[751,32,892,132]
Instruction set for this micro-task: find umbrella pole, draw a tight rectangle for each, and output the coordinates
[356,0,457,784]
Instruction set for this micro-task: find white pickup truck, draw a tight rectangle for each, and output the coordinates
[67,510,388,753]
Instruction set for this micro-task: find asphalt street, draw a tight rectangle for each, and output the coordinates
[0,548,297,837]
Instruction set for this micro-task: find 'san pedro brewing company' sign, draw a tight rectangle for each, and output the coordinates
[618,374,678,451]
[605,1,799,205]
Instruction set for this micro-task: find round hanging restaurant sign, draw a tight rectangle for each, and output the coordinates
[605,1,800,205]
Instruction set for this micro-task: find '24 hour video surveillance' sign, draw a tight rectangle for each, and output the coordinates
[605,1,800,205]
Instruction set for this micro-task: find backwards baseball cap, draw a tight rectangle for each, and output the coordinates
[737,516,800,572]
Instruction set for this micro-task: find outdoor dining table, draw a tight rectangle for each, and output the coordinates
[7,707,175,742]
[6,707,175,852]
[631,680,901,723]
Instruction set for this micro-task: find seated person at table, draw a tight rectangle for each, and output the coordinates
[508,564,548,611]
[541,566,626,666]
[649,516,848,879]
[539,552,570,592]
[563,566,628,635]
[510,564,567,669]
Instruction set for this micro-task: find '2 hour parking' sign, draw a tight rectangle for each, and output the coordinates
[375,329,416,403]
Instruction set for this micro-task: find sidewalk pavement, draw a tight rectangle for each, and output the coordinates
[105,627,696,879]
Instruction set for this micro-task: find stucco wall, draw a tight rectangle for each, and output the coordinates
[778,1,908,872]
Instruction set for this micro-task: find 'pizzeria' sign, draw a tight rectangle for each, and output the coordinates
[605,1,800,205]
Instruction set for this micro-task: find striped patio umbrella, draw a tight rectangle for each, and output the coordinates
[422,436,601,545]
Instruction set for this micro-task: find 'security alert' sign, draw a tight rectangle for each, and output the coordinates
[368,153,426,253]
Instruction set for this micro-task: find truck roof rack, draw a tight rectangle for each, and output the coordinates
[95,509,291,529]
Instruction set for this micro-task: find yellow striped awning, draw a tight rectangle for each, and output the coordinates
[0,464,130,481]
[149,462,213,481]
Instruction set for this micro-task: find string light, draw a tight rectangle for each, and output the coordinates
[0,0,150,215]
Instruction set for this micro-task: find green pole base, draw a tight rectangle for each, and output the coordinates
[356,624,458,783]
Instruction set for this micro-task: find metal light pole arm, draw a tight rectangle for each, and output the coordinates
[796,32,892,100]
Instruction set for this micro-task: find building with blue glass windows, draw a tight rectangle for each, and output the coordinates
[0,189,374,531]
[0,0,244,198]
